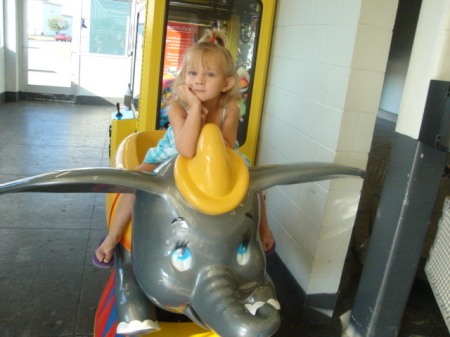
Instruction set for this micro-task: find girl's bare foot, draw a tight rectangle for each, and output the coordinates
[95,235,117,264]
[258,193,275,254]
[260,227,275,253]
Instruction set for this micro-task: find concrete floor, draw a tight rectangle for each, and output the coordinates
[0,101,113,337]
[0,101,448,337]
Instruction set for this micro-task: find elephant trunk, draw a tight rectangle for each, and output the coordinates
[189,265,280,337]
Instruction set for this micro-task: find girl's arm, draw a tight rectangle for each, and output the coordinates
[221,101,240,149]
[168,92,206,158]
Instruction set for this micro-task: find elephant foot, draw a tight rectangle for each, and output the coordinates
[116,319,161,335]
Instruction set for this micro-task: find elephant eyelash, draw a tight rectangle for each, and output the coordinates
[175,240,189,249]
[242,233,250,247]
[172,217,184,223]
[245,212,253,220]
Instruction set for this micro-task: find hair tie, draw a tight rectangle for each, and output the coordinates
[210,37,216,43]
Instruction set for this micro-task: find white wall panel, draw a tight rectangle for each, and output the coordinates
[259,0,396,294]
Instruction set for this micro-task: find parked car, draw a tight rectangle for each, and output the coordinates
[55,34,72,42]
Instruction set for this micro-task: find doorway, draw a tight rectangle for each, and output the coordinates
[23,0,81,98]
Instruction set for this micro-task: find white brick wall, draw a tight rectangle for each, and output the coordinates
[258,0,397,294]
[397,0,450,139]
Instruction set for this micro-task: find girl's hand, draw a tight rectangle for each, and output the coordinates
[178,85,201,109]
[178,85,208,125]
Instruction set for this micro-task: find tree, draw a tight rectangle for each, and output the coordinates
[48,17,69,34]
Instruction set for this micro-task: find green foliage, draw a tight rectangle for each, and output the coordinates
[47,17,70,33]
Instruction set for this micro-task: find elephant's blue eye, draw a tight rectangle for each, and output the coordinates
[237,240,250,266]
[171,245,193,272]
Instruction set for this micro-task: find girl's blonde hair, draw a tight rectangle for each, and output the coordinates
[172,30,240,106]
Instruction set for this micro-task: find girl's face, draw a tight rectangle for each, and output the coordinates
[183,51,234,104]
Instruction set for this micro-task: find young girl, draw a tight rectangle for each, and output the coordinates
[94,30,274,267]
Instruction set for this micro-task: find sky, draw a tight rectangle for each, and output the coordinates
[46,0,79,15]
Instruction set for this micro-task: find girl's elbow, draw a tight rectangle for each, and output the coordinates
[175,139,197,158]
[178,148,196,158]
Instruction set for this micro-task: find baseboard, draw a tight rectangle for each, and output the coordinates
[5,91,20,102]
[76,95,122,106]
[19,91,76,103]
[266,252,338,324]
[4,91,123,106]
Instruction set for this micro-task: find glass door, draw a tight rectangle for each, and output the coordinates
[129,1,146,112]
[23,0,81,96]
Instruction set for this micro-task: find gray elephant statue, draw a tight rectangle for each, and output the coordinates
[0,124,365,337]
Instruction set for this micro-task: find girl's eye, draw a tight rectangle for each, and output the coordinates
[171,246,193,272]
[188,71,196,76]
[236,240,250,266]
[206,72,214,77]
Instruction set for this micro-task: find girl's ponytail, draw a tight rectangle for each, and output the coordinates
[198,30,227,48]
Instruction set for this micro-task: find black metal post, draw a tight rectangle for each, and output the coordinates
[347,80,450,336]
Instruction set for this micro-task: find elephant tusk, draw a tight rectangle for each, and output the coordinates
[116,319,161,335]
[267,299,281,310]
[245,299,280,315]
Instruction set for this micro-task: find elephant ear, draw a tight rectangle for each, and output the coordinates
[0,167,167,196]
[249,162,366,194]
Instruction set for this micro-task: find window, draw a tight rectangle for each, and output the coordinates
[89,0,130,55]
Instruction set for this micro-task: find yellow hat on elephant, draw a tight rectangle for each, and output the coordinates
[174,123,249,215]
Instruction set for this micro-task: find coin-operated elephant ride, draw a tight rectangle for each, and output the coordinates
[0,124,366,337]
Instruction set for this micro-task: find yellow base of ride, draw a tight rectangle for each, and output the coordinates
[144,323,219,336]
[105,130,219,337]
